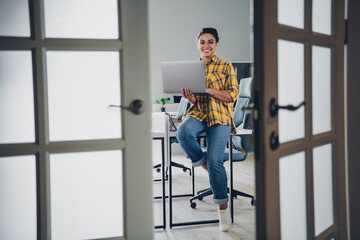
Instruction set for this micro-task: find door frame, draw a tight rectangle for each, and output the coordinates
[120,0,153,239]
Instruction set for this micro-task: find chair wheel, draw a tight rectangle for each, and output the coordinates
[190,202,197,209]
[156,168,161,173]
[251,199,256,206]
[198,197,203,201]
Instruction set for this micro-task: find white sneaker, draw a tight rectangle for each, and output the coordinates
[218,206,232,232]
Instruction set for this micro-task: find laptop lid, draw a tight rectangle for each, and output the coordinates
[161,60,206,95]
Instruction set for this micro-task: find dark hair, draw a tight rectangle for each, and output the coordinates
[196,27,219,43]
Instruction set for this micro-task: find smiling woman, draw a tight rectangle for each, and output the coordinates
[177,27,239,232]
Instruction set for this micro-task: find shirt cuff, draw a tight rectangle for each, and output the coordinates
[227,90,239,102]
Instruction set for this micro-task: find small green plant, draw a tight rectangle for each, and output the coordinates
[156,97,170,107]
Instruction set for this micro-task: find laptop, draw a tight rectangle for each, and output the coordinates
[161,60,206,95]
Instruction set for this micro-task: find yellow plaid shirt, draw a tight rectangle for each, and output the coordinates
[184,56,239,133]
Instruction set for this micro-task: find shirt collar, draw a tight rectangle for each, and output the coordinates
[199,55,218,66]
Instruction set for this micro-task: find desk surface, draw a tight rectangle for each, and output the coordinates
[152,112,253,137]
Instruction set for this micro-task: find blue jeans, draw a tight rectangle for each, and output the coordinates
[176,117,231,205]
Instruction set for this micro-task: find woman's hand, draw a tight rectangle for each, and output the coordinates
[182,88,196,104]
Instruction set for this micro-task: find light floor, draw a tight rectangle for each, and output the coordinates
[152,153,256,240]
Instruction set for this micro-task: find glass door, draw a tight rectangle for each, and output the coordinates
[254,0,347,239]
[0,0,153,239]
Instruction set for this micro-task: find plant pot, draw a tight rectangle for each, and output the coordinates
[161,107,166,112]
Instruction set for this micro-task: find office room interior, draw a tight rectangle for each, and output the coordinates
[150,0,256,239]
[0,0,360,240]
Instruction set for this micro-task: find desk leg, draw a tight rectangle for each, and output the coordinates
[154,138,166,230]
[161,138,166,229]
[230,136,234,222]
[169,141,173,229]
[169,135,220,227]
[192,166,195,196]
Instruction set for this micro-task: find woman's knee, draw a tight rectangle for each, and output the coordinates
[177,121,194,141]
[176,125,189,142]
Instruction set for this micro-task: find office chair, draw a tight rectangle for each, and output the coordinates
[189,77,256,208]
[153,97,191,178]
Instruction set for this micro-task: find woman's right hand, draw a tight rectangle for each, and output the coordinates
[182,88,196,104]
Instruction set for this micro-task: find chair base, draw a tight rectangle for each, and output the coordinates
[153,161,191,179]
[189,187,256,209]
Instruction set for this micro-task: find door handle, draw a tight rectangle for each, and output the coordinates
[109,99,145,115]
[269,98,306,117]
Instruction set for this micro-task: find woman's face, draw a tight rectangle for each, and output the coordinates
[197,33,218,59]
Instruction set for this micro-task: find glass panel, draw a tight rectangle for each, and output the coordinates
[50,150,124,239]
[0,0,30,37]
[47,51,121,141]
[44,0,118,39]
[278,40,305,143]
[312,0,332,35]
[0,155,37,240]
[313,144,334,235]
[280,152,307,240]
[312,46,332,134]
[0,51,35,144]
[278,0,304,29]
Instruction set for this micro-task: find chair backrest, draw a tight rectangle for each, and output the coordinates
[232,77,253,151]
[175,97,189,120]
[233,77,253,128]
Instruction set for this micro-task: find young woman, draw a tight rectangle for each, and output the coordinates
[176,27,239,232]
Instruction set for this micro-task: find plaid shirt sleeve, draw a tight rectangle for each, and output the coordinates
[225,63,239,102]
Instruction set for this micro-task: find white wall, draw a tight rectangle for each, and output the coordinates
[149,0,251,103]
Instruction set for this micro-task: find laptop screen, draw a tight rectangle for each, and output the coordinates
[161,60,206,95]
